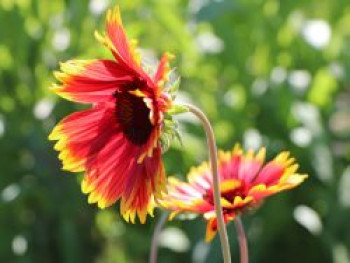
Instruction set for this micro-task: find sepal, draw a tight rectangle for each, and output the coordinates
[167,77,181,100]
[160,118,182,153]
[166,104,189,116]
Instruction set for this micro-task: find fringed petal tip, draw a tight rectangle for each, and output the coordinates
[48,128,83,173]
[81,179,112,209]
[81,175,160,224]
[273,151,296,168]
[82,178,153,222]
[205,212,237,242]
[232,143,243,155]
[94,30,116,54]
[120,198,155,224]
[48,123,62,141]
[52,60,91,85]
[226,143,266,162]
[248,172,308,202]
[155,52,176,86]
[106,5,122,26]
[280,172,308,189]
[205,218,218,242]
[49,83,74,102]
[168,211,179,221]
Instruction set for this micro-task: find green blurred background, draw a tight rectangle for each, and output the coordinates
[1,0,350,262]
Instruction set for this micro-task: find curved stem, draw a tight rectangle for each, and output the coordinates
[149,212,169,263]
[234,217,248,263]
[184,104,231,263]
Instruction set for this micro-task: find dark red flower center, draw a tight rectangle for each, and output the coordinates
[114,85,154,146]
[204,184,247,206]
[222,188,247,203]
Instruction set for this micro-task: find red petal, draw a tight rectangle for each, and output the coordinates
[52,59,134,104]
[253,162,285,186]
[238,158,263,184]
[154,52,174,84]
[105,6,140,69]
[205,218,218,242]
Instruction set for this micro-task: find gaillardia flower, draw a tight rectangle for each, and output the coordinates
[49,6,180,223]
[159,145,308,241]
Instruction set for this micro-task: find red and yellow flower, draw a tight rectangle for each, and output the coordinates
[159,145,308,241]
[49,6,178,223]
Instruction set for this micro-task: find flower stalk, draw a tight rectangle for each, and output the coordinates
[234,217,248,263]
[184,104,231,263]
[149,212,169,263]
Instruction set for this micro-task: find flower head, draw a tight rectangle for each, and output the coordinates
[159,145,308,241]
[49,6,180,223]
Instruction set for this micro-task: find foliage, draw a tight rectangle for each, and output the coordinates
[0,0,350,262]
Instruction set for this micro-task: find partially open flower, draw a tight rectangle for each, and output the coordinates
[159,144,308,241]
[49,6,181,223]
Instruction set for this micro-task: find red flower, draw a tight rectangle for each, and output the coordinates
[49,6,176,223]
[159,145,308,241]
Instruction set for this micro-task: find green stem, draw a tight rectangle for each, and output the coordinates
[185,104,232,263]
[149,212,169,263]
[234,217,248,263]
